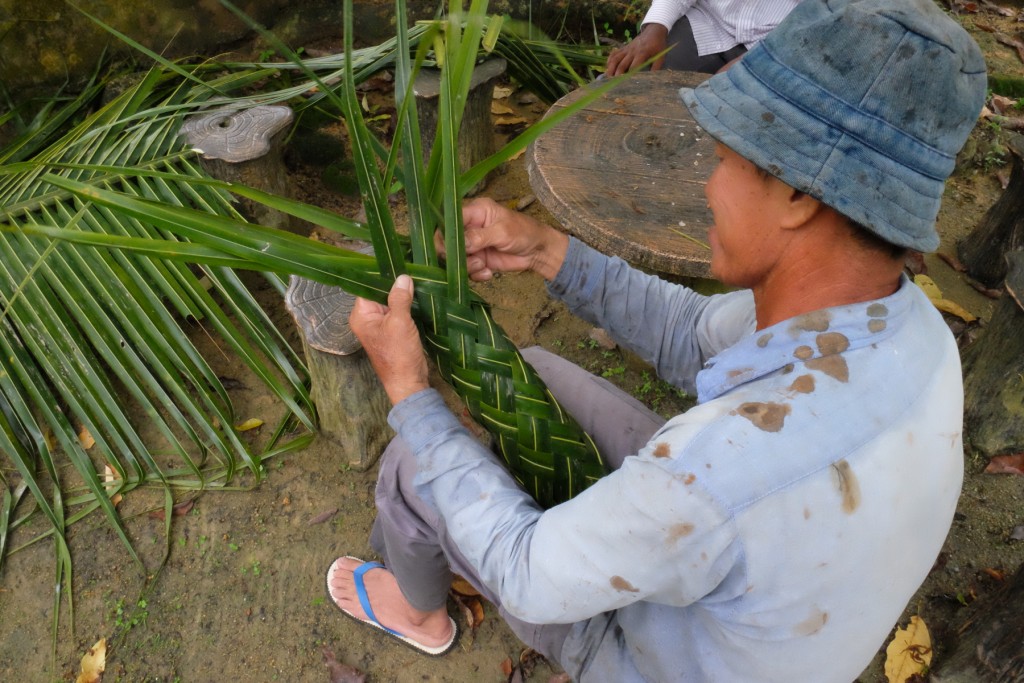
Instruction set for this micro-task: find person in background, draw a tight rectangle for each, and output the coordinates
[327,1,987,680]
[606,0,802,76]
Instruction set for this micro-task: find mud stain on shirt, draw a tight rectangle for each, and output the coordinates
[666,522,695,543]
[652,442,671,458]
[868,318,887,333]
[793,606,829,636]
[756,332,774,348]
[806,356,850,383]
[610,576,640,593]
[867,303,888,318]
[831,459,861,513]
[815,332,850,355]
[733,401,791,432]
[790,310,832,334]
[789,374,815,394]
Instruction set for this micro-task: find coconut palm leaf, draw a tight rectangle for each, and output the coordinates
[0,57,318,592]
[23,0,635,509]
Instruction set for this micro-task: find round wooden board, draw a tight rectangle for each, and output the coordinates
[527,70,715,278]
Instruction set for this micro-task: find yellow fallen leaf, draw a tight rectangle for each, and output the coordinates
[884,616,932,683]
[491,102,515,116]
[78,426,95,450]
[450,575,481,597]
[76,637,106,683]
[492,85,513,99]
[234,418,264,432]
[103,465,122,507]
[914,274,976,322]
[931,297,977,322]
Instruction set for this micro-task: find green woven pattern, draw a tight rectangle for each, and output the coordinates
[414,280,606,507]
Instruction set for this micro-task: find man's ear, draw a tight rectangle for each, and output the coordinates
[776,184,822,231]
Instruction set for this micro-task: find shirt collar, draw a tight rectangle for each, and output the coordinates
[695,274,914,403]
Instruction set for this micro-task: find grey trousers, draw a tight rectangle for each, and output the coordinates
[368,347,666,661]
[663,16,749,74]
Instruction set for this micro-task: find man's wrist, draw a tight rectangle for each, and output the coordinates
[533,230,570,281]
[385,379,431,406]
[641,22,670,36]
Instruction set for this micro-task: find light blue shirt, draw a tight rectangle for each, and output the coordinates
[643,0,802,55]
[391,239,963,682]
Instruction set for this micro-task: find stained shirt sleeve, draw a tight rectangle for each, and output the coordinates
[392,388,742,624]
[548,237,754,394]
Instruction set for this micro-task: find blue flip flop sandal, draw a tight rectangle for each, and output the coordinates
[326,556,459,657]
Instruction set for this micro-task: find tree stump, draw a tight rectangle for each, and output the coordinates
[931,560,1024,682]
[284,244,393,471]
[414,57,506,195]
[962,250,1024,457]
[957,134,1024,288]
[179,104,299,233]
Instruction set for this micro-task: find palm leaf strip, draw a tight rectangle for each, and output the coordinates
[29,0,635,508]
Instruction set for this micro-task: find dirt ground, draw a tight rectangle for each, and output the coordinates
[3,6,1024,682]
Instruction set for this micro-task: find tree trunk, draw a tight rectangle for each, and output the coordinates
[962,250,1024,457]
[284,267,393,472]
[931,560,1024,682]
[414,57,506,195]
[179,104,299,233]
[958,134,1024,288]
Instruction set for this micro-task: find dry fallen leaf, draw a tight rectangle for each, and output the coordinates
[914,274,977,322]
[994,32,1024,63]
[491,102,515,116]
[451,575,481,597]
[76,638,106,683]
[984,452,1024,475]
[102,465,122,507]
[78,426,95,450]
[453,592,486,631]
[884,616,932,683]
[322,646,366,683]
[149,498,195,520]
[234,418,264,432]
[990,94,1018,115]
[493,85,513,99]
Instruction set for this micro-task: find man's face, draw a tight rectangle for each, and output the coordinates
[704,143,789,289]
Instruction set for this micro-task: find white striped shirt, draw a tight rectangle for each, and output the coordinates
[643,0,803,55]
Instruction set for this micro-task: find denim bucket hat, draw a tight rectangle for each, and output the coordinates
[680,0,987,252]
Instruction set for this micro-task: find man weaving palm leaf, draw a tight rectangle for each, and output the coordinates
[327,0,986,679]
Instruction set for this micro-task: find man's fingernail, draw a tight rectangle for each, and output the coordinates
[396,274,413,290]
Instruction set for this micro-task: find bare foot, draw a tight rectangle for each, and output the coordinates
[327,556,454,649]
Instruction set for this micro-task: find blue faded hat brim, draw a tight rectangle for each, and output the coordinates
[678,0,987,253]
[680,58,941,252]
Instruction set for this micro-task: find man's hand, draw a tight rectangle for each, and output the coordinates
[605,24,669,77]
[349,274,429,405]
[461,198,569,282]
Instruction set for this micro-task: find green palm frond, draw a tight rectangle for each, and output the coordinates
[0,61,318,584]
[24,0,631,509]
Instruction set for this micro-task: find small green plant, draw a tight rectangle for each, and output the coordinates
[601,365,626,379]
[110,597,149,631]
[242,560,262,577]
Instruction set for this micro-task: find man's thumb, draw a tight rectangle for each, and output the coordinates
[388,274,415,311]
